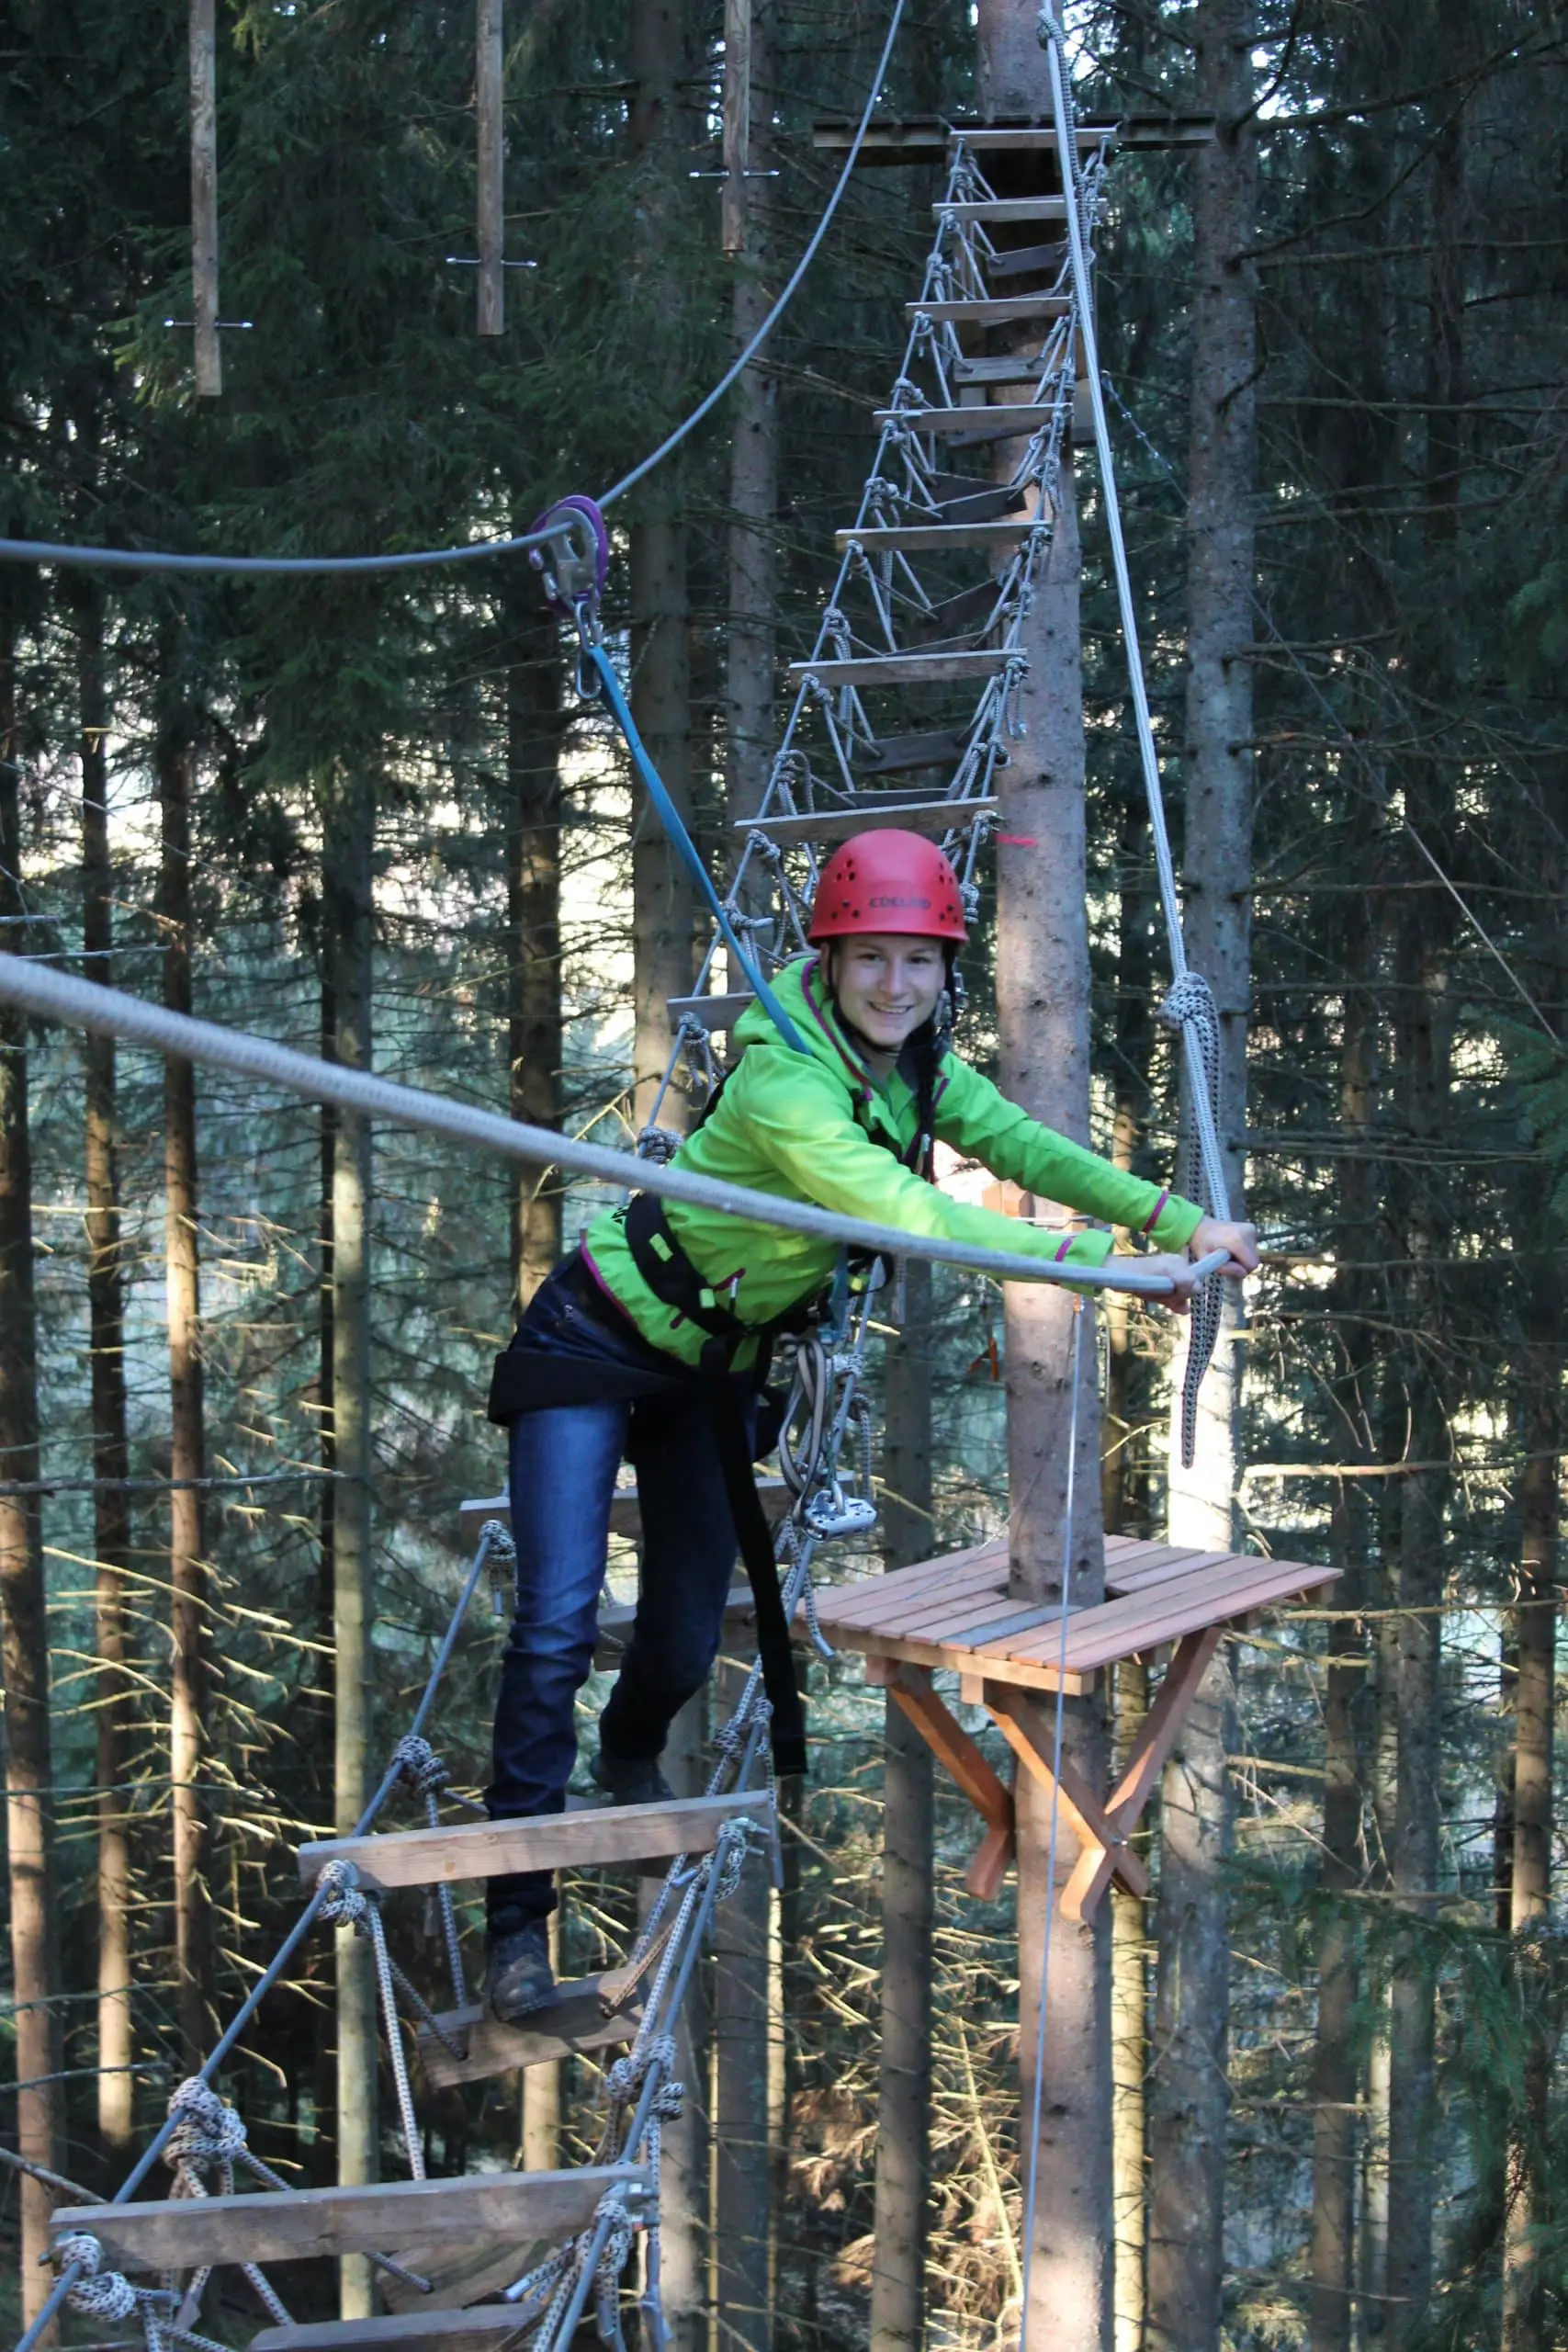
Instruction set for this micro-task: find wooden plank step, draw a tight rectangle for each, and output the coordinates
[737,797,994,847]
[991,1555,1337,1673]
[935,198,1069,223]
[953,356,1059,385]
[254,2308,528,2352]
[299,1790,769,1893]
[416,1978,642,2088]
[51,2168,649,2273]
[668,989,753,1035]
[875,406,1056,438]
[788,650,1015,686]
[986,240,1066,283]
[908,295,1070,326]
[836,521,1037,553]
[460,1483,789,1553]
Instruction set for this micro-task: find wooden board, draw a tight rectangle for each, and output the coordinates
[989,1556,1337,1672]
[810,116,1212,164]
[813,1549,1009,1634]
[736,797,994,846]
[416,1980,642,2088]
[460,1483,789,1552]
[935,198,1070,225]
[298,1791,770,1893]
[874,406,1056,439]
[835,521,1040,553]
[667,989,752,1035]
[829,1621,1092,1697]
[908,296,1070,326]
[787,650,1015,687]
[818,1537,1003,1618]
[254,2308,529,2352]
[51,2169,649,2272]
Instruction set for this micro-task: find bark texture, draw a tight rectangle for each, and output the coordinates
[712,1658,770,2350]
[873,1260,935,2352]
[79,594,135,2150]
[324,766,378,2317]
[157,724,213,2072]
[0,603,64,2331]
[725,0,776,846]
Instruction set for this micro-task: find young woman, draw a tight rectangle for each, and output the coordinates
[482,831,1257,2020]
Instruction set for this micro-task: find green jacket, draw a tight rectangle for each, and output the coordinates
[585,956,1202,1364]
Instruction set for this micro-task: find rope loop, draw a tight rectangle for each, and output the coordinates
[316,1860,372,1930]
[56,2236,140,2326]
[391,1734,450,1802]
[164,2076,247,2173]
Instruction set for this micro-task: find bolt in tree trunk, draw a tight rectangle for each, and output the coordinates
[1,603,65,2334]
[1309,865,1379,2352]
[189,0,220,396]
[507,601,564,1306]
[324,765,378,2318]
[873,1260,935,2352]
[157,724,213,2073]
[628,0,698,1133]
[1148,10,1256,2341]
[79,590,135,2150]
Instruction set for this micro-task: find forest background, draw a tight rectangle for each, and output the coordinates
[1,1,1566,2349]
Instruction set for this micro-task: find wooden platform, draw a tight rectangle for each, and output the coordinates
[254,2310,529,2352]
[51,2168,648,2271]
[818,1534,1336,1917]
[816,1532,1335,1694]
[299,1791,768,1894]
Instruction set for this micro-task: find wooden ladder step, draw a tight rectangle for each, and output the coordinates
[875,406,1056,440]
[908,295,1071,327]
[459,1484,789,1553]
[837,521,1038,554]
[254,2308,529,2352]
[51,2168,649,2272]
[934,197,1070,223]
[953,356,1058,385]
[788,650,1015,687]
[416,1978,642,2089]
[667,989,753,1035]
[299,1790,769,1893]
[733,796,996,847]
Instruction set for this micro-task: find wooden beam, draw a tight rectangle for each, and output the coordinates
[299,1790,769,1892]
[835,522,1042,554]
[416,1980,642,2088]
[254,2308,529,2352]
[787,650,1015,687]
[984,1685,1150,1920]
[475,0,504,335]
[810,115,1213,164]
[866,1660,1018,1903]
[721,0,750,255]
[51,2168,649,2271]
[908,296,1070,327]
[935,198,1069,225]
[666,990,752,1036]
[874,407,1057,440]
[189,0,220,397]
[735,797,996,847]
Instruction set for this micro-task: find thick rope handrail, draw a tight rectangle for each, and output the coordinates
[0,2,904,579]
[0,951,1217,1302]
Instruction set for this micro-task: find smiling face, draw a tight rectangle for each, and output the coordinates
[825,933,946,1057]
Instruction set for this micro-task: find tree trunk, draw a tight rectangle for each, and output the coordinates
[1,602,64,2334]
[628,0,698,1135]
[157,723,213,2072]
[725,0,776,847]
[1111,1663,1148,2352]
[1148,12,1256,2342]
[873,1260,935,2352]
[712,1657,770,2350]
[324,766,378,2318]
[79,591,135,2152]
[312,975,339,2188]
[649,1690,706,2350]
[1308,867,1379,2352]
[506,602,564,1306]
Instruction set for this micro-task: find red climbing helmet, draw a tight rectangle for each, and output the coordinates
[807,829,969,944]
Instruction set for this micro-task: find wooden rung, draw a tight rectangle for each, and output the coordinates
[737,797,995,847]
[299,1790,769,1893]
[935,198,1069,224]
[460,1483,789,1553]
[787,650,1015,687]
[874,407,1056,439]
[254,2308,529,2352]
[416,1979,642,2088]
[51,2168,649,2272]
[668,989,752,1035]
[908,295,1071,327]
[836,522,1041,553]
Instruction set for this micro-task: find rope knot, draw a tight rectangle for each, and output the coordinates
[391,1735,449,1800]
[635,1126,682,1164]
[1157,970,1220,1037]
[56,2234,140,2324]
[316,1860,372,1928]
[165,2076,248,2168]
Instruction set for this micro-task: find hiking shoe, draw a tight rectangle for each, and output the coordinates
[590,1751,675,1806]
[485,1923,556,2024]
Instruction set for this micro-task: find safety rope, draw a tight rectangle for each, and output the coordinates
[0,3,905,582]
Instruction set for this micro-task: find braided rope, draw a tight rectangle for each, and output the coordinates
[1158,973,1226,1467]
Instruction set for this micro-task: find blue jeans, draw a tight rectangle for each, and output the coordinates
[485,1259,750,1937]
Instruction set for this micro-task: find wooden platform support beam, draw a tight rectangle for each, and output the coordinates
[51,2168,649,2271]
[867,1658,1014,1899]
